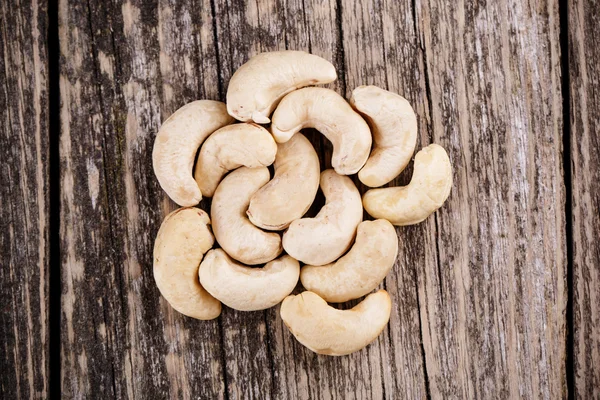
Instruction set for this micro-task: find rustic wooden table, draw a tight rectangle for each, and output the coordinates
[2,0,598,398]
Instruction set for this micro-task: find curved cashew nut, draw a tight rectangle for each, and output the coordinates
[271,87,372,175]
[247,133,320,230]
[153,207,221,320]
[282,170,362,265]
[280,290,392,356]
[363,144,452,225]
[211,167,282,265]
[227,51,337,123]
[350,85,418,187]
[300,219,398,302]
[194,123,277,197]
[153,100,234,206]
[199,249,299,311]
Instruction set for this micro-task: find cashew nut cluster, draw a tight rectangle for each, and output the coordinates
[151,50,453,357]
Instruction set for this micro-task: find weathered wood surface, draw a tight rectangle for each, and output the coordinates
[416,0,567,398]
[0,0,50,398]
[3,0,593,398]
[569,0,600,397]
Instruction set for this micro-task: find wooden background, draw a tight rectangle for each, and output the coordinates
[1,0,599,398]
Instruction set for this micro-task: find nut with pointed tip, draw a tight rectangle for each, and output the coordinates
[363,144,452,225]
[153,100,234,206]
[350,85,418,187]
[194,123,277,197]
[199,249,299,311]
[300,219,398,303]
[226,51,337,123]
[271,87,372,175]
[283,170,362,265]
[280,290,392,356]
[153,207,221,320]
[212,167,282,265]
[247,133,320,230]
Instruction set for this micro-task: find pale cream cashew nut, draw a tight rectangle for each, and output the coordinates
[283,169,362,265]
[271,87,372,175]
[247,133,320,230]
[211,167,282,265]
[153,100,234,206]
[280,290,392,356]
[227,51,337,123]
[199,249,299,311]
[350,85,418,187]
[194,123,277,197]
[300,219,398,302]
[153,207,221,320]
[363,144,452,225]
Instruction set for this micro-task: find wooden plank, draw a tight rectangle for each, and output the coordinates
[569,0,600,397]
[59,0,225,397]
[55,0,571,399]
[340,0,430,397]
[0,0,50,398]
[415,0,567,398]
[211,1,430,399]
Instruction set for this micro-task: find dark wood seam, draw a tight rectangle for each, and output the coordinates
[47,0,61,397]
[560,0,574,398]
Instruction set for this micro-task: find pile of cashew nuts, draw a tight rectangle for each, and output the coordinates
[152,51,452,356]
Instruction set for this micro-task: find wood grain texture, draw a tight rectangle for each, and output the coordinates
[569,0,600,397]
[415,0,567,398]
[0,0,50,398]
[59,0,225,397]
[53,0,572,399]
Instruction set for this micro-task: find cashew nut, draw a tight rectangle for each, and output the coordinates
[153,100,234,206]
[153,207,221,320]
[226,51,337,123]
[280,290,391,356]
[300,219,398,302]
[363,144,452,225]
[350,85,418,187]
[283,169,362,265]
[271,87,372,175]
[247,133,320,230]
[199,249,299,311]
[211,167,282,264]
[194,123,277,197]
